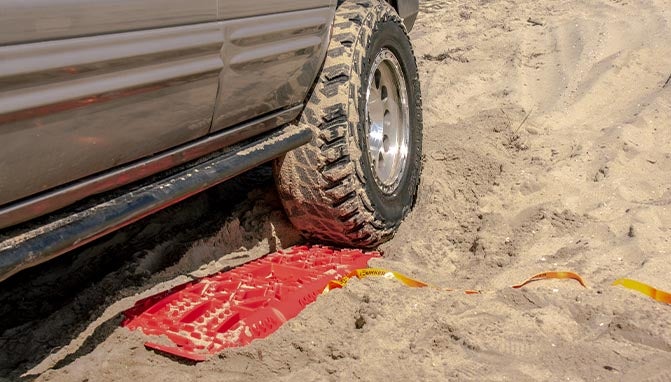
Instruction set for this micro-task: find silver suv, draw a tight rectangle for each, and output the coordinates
[0,0,423,281]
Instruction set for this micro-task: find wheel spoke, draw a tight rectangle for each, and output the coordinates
[365,48,410,194]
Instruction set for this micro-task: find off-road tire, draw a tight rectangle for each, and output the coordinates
[274,0,423,247]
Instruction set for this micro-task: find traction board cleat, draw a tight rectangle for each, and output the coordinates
[122,245,380,361]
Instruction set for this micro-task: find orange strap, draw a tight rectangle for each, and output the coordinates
[511,271,587,289]
[325,268,671,306]
[612,278,671,304]
[323,268,479,294]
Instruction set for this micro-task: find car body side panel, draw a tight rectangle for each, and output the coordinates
[0,0,218,45]
[210,5,334,132]
[0,106,302,230]
[0,23,224,206]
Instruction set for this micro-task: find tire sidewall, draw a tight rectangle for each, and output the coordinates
[355,17,422,225]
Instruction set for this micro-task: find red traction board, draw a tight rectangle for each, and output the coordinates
[122,245,380,361]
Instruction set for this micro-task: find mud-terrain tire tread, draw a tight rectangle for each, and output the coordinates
[274,0,423,247]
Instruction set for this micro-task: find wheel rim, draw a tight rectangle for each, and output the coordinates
[365,48,410,194]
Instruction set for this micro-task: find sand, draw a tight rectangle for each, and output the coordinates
[1,0,670,380]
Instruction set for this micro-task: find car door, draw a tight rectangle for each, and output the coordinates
[0,0,222,207]
[210,0,335,132]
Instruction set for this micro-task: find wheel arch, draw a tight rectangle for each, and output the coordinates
[384,0,418,31]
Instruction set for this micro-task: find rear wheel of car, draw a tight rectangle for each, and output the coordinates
[274,0,423,247]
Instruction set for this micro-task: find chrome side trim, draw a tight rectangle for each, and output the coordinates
[0,124,312,282]
[0,55,222,115]
[0,22,224,78]
[211,7,333,131]
[229,16,327,47]
[229,36,322,70]
[219,0,330,21]
[0,105,303,229]
[0,0,218,45]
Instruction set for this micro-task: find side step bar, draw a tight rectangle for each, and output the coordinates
[0,125,312,282]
